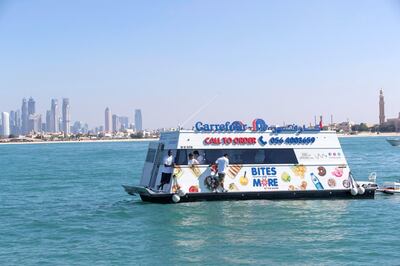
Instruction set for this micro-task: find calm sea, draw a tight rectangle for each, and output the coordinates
[1,137,400,265]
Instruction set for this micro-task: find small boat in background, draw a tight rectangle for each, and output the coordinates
[377,182,400,194]
[386,138,400,147]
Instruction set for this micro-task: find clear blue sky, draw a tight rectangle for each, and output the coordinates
[1,0,400,129]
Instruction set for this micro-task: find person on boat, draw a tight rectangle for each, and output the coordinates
[157,150,174,190]
[215,153,229,192]
[193,150,205,164]
[187,153,199,166]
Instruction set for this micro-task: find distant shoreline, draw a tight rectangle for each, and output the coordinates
[1,132,399,145]
[0,138,158,145]
[338,132,400,138]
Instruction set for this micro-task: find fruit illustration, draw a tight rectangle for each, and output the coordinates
[189,186,199,193]
[239,171,249,186]
[317,166,326,176]
[229,183,239,191]
[281,172,291,182]
[288,185,295,191]
[292,165,307,178]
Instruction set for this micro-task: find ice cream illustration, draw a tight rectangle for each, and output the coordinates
[239,171,249,186]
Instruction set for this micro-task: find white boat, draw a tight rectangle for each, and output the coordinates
[377,182,400,194]
[386,138,400,146]
[124,119,375,203]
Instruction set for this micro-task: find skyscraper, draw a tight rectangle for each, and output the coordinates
[112,114,120,132]
[105,107,111,133]
[46,110,52,132]
[28,97,35,115]
[28,114,42,133]
[14,110,21,135]
[379,89,385,125]
[21,98,28,134]
[51,99,59,132]
[1,112,10,137]
[119,116,129,130]
[134,109,143,131]
[9,110,16,135]
[62,98,70,134]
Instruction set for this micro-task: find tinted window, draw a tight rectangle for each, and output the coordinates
[145,149,156,162]
[176,149,298,165]
[175,150,187,165]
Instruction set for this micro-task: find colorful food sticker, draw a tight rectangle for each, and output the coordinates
[328,178,336,188]
[300,181,307,190]
[228,164,243,179]
[172,184,181,193]
[332,168,343,177]
[317,166,326,176]
[288,185,295,191]
[229,183,239,191]
[342,179,350,188]
[239,172,249,186]
[292,165,307,178]
[173,166,183,178]
[189,165,202,178]
[189,185,199,193]
[281,172,291,182]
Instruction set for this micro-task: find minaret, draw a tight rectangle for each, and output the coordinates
[379,89,385,125]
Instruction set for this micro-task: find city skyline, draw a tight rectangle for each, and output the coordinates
[0,96,145,136]
[0,1,400,128]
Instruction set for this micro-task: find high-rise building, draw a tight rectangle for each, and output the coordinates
[14,110,21,135]
[62,98,70,134]
[46,110,52,132]
[28,114,42,133]
[134,109,143,131]
[105,107,111,133]
[51,99,59,132]
[9,110,16,135]
[21,98,28,134]
[1,112,10,137]
[112,114,120,132]
[119,116,129,130]
[28,97,35,115]
[379,89,385,125]
[27,97,37,133]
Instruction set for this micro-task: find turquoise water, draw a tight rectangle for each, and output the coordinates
[1,137,400,265]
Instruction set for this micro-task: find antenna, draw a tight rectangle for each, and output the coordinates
[179,94,218,129]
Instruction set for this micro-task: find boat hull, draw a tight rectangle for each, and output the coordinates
[138,189,375,204]
[386,139,400,146]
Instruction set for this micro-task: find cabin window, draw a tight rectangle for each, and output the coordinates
[174,150,188,165]
[176,149,298,165]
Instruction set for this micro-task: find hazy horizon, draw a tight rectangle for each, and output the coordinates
[1,0,400,129]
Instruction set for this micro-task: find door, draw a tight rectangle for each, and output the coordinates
[148,143,164,189]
